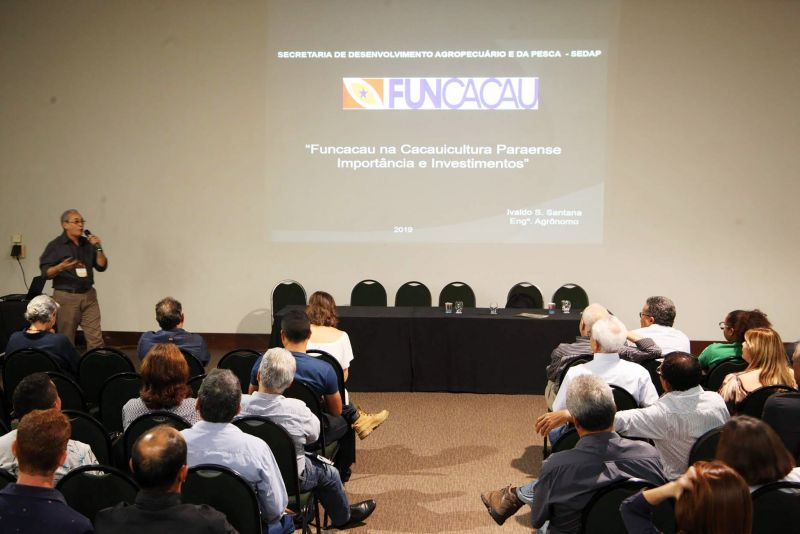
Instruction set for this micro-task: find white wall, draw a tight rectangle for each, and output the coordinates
[1,1,798,340]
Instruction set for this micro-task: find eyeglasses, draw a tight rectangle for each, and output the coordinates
[639,312,652,319]
[719,322,731,330]
[66,219,86,225]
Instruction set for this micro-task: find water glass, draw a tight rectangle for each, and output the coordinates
[561,300,572,313]
[455,301,464,314]
[490,302,499,315]
[445,302,453,314]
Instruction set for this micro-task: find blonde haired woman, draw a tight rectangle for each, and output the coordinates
[720,327,796,406]
[306,291,388,439]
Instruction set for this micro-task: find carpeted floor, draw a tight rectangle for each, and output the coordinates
[331,391,547,533]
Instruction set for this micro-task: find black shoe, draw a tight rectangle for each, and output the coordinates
[336,500,376,528]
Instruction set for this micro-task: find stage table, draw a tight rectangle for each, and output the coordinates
[273,306,580,394]
[0,300,27,352]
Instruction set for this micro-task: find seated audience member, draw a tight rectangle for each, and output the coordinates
[182,369,292,534]
[243,348,376,528]
[0,373,97,482]
[630,296,691,355]
[4,294,80,375]
[545,303,662,408]
[249,309,385,481]
[719,327,797,407]
[480,375,666,530]
[716,415,800,491]
[613,352,729,479]
[762,341,800,458]
[621,460,751,534]
[306,290,389,428]
[0,409,93,533]
[122,343,199,430]
[95,426,235,533]
[698,309,771,369]
[537,315,659,440]
[137,297,210,366]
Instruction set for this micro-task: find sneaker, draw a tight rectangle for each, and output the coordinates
[352,409,389,439]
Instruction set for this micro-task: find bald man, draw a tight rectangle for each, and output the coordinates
[95,426,235,534]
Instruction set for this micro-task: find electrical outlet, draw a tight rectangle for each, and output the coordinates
[11,234,22,244]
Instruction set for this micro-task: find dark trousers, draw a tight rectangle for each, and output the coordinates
[323,403,358,480]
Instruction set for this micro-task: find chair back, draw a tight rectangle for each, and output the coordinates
[551,283,589,311]
[438,282,476,308]
[610,385,639,411]
[736,384,798,418]
[46,371,87,412]
[640,358,664,396]
[234,416,301,495]
[284,380,334,457]
[183,464,262,534]
[56,465,139,522]
[307,349,346,402]
[98,372,142,433]
[751,481,800,534]
[351,279,387,306]
[179,348,205,379]
[63,409,112,465]
[506,282,544,308]
[272,279,307,317]
[188,374,205,397]
[78,348,135,406]
[704,358,748,392]
[581,479,672,534]
[123,411,191,461]
[0,467,14,489]
[551,426,580,454]
[395,281,432,307]
[2,348,60,404]
[557,355,593,386]
[688,425,723,465]
[218,349,262,394]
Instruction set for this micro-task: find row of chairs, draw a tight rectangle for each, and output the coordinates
[273,279,590,311]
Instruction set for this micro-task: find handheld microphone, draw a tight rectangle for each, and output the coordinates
[84,230,103,252]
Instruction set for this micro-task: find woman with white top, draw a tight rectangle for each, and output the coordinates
[306,291,388,439]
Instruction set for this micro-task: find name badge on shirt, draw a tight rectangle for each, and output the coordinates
[76,267,88,278]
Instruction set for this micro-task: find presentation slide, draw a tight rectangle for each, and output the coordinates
[265,0,615,244]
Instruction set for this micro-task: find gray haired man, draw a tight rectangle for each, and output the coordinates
[481,375,666,531]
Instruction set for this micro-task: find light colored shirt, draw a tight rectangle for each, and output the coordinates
[554,353,659,412]
[0,430,97,482]
[240,391,320,475]
[181,421,288,523]
[630,324,691,355]
[614,385,730,479]
[122,397,200,430]
[307,332,354,371]
[750,466,800,492]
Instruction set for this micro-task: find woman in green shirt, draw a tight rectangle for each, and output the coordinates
[699,309,770,368]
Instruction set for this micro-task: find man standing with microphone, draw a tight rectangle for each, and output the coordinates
[40,209,108,350]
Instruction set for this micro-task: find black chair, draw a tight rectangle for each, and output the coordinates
[63,409,113,466]
[688,425,723,465]
[284,380,338,460]
[640,358,665,396]
[234,416,319,534]
[506,282,544,308]
[751,481,800,534]
[78,347,135,407]
[272,279,307,317]
[183,464,262,534]
[0,467,14,489]
[350,279,387,306]
[581,478,673,534]
[46,371,87,412]
[548,426,580,456]
[179,348,205,379]
[123,411,191,461]
[557,355,593,386]
[218,348,262,394]
[552,283,590,311]
[0,419,9,436]
[736,384,798,418]
[2,348,60,405]
[98,372,142,434]
[56,464,139,522]
[307,349,346,403]
[188,374,205,397]
[610,385,639,411]
[0,394,10,431]
[438,282,476,308]
[704,358,747,392]
[394,281,432,307]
